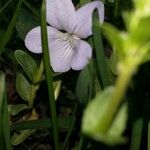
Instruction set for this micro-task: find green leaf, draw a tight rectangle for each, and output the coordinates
[16,73,33,102]
[130,17,150,44]
[130,119,143,150]
[15,50,38,82]
[93,11,110,88]
[82,87,127,145]
[107,49,119,75]
[11,116,73,130]
[11,129,35,146]
[16,8,40,40]
[76,61,96,106]
[9,104,30,116]
[102,23,124,58]
[79,0,91,6]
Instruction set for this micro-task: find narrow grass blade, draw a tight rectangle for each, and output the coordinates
[11,116,73,131]
[0,0,22,54]
[93,10,110,88]
[114,0,120,19]
[130,118,143,150]
[3,89,11,150]
[0,73,5,149]
[148,121,150,150]
[0,0,12,15]
[62,105,77,150]
[41,0,59,149]
[23,0,39,17]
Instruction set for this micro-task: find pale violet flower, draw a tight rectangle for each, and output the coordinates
[25,0,104,72]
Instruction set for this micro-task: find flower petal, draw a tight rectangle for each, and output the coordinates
[25,26,74,72]
[50,35,74,72]
[71,40,92,70]
[25,26,61,54]
[25,26,42,53]
[46,0,76,33]
[74,1,104,38]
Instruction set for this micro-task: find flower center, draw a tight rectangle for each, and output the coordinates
[61,33,79,48]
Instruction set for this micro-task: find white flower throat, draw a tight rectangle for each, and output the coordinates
[60,32,79,49]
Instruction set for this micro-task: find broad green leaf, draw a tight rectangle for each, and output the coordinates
[76,62,95,106]
[134,0,150,15]
[16,73,33,102]
[11,129,35,145]
[16,8,40,40]
[9,104,30,116]
[130,17,150,44]
[82,87,127,145]
[15,50,38,82]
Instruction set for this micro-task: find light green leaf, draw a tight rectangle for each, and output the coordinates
[16,73,32,102]
[11,129,35,145]
[15,50,38,82]
[9,104,30,116]
[130,17,150,44]
[102,23,124,58]
[107,49,119,75]
[82,87,127,145]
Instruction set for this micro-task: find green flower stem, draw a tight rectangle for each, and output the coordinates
[28,60,44,107]
[34,60,44,83]
[99,59,138,133]
[41,0,59,150]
